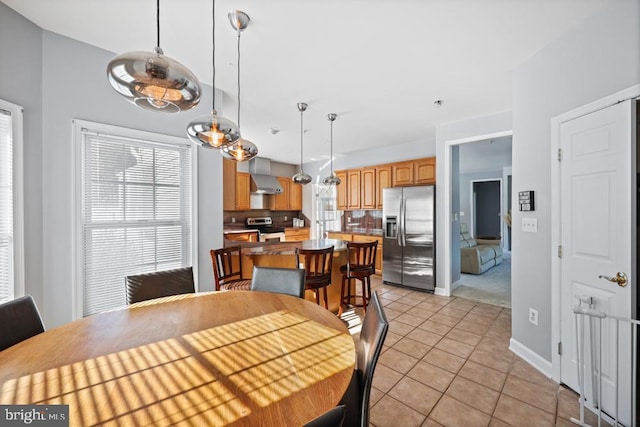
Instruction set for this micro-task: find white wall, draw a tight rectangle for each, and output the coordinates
[511,0,640,360]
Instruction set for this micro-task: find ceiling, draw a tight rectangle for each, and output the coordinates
[3,0,610,165]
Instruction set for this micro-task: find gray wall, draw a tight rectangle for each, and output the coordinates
[511,0,640,360]
[0,9,227,327]
[0,2,43,314]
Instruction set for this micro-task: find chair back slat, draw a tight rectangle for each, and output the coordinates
[296,246,334,285]
[347,241,377,269]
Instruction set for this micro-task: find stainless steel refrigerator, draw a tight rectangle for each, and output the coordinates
[383,186,435,291]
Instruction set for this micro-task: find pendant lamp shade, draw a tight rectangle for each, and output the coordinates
[106,0,201,113]
[186,0,240,148]
[323,113,341,186]
[292,102,312,185]
[223,10,258,162]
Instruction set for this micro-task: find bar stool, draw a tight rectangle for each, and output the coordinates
[295,246,334,309]
[339,241,377,316]
[210,246,252,291]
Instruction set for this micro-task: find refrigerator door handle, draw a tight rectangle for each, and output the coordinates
[397,199,403,246]
[400,197,406,247]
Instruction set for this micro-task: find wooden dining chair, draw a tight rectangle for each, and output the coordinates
[295,246,334,309]
[125,267,195,304]
[250,266,305,298]
[302,404,346,427]
[0,295,45,351]
[210,246,252,291]
[338,241,377,316]
[339,291,388,427]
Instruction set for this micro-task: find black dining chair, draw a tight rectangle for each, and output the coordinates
[0,295,45,351]
[339,291,388,427]
[303,404,346,427]
[125,266,195,304]
[250,266,305,298]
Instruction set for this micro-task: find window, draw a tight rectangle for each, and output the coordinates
[0,100,24,303]
[75,121,195,316]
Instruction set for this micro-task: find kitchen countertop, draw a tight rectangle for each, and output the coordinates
[223,228,259,234]
[240,239,347,256]
[327,230,383,237]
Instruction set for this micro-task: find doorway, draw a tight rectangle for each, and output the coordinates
[472,179,501,239]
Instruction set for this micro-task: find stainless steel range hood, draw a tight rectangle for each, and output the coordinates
[249,158,283,195]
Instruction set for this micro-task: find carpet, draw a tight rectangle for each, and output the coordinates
[452,252,511,308]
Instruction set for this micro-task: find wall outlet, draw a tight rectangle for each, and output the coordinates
[529,308,538,326]
[522,217,538,233]
[284,216,287,221]
[231,217,236,223]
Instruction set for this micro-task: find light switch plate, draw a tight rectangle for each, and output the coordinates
[522,218,538,232]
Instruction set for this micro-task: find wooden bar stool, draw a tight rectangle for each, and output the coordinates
[210,246,252,291]
[295,246,334,309]
[339,241,377,316]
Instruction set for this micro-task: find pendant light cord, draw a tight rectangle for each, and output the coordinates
[156,0,160,47]
[237,29,241,128]
[211,0,216,111]
[300,109,304,171]
[330,119,334,174]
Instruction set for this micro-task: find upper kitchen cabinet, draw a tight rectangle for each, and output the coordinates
[223,159,251,211]
[391,157,436,186]
[271,177,302,211]
[235,172,251,211]
[392,161,414,187]
[336,170,348,210]
[347,169,361,209]
[414,157,436,184]
[375,165,391,209]
[360,167,376,209]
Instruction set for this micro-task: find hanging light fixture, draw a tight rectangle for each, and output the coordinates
[106,0,201,113]
[292,103,313,185]
[222,10,258,162]
[186,0,240,148]
[323,113,342,186]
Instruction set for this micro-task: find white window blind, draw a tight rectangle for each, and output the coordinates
[80,128,193,316]
[0,109,13,303]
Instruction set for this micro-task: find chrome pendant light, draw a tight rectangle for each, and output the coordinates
[186,0,240,148]
[106,0,201,113]
[323,113,342,186]
[292,103,313,185]
[222,10,258,162]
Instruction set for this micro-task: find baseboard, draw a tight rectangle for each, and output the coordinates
[434,286,450,297]
[509,338,553,379]
[450,280,462,292]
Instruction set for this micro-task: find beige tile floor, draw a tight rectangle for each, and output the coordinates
[342,276,609,427]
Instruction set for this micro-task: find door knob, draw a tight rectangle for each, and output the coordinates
[598,272,628,287]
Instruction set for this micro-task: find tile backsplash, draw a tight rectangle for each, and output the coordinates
[341,210,383,235]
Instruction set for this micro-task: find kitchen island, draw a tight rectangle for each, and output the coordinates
[233,239,349,313]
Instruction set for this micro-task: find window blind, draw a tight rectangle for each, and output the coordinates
[0,109,13,303]
[81,129,192,316]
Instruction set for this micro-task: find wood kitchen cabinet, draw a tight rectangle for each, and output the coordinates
[375,165,391,209]
[235,172,251,210]
[223,159,251,211]
[414,157,436,184]
[271,177,303,211]
[336,170,348,210]
[284,227,310,242]
[360,168,376,209]
[347,169,361,209]
[224,230,259,242]
[392,161,415,187]
[327,232,353,242]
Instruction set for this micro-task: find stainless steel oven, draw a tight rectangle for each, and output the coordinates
[246,217,286,243]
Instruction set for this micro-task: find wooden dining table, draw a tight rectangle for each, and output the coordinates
[0,291,356,426]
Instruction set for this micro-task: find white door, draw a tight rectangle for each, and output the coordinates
[560,100,634,424]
